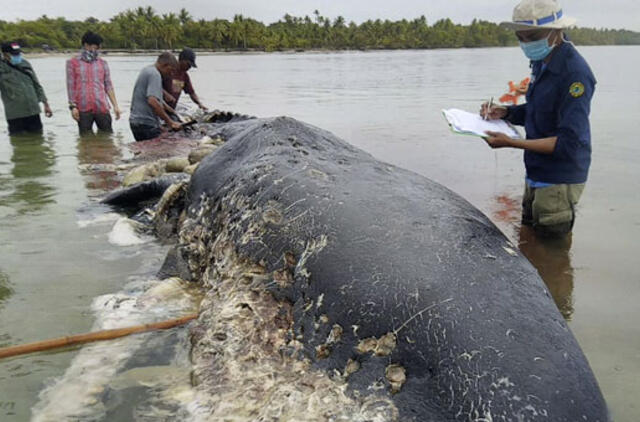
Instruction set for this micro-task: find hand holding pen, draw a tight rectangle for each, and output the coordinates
[480,97,507,120]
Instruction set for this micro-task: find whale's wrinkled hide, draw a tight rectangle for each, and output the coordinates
[149,116,608,421]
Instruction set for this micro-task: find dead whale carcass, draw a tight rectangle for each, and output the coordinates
[120,116,608,421]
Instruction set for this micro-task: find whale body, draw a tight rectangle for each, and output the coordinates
[127,116,607,421]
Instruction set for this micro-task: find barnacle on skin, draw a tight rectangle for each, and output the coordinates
[356,333,397,357]
[385,364,406,394]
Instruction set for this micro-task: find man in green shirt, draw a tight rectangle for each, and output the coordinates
[0,42,53,135]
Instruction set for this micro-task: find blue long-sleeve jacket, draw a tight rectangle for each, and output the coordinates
[506,42,596,184]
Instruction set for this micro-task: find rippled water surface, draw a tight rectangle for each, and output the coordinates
[0,47,638,420]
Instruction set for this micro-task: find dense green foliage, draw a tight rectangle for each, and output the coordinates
[1,8,639,51]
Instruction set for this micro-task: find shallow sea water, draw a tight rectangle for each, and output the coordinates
[0,47,638,420]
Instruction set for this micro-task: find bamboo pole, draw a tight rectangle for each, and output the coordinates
[0,313,198,360]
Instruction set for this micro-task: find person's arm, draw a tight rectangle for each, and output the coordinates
[485,72,594,156]
[102,61,120,120]
[147,68,180,130]
[552,73,595,162]
[148,96,181,130]
[484,133,557,154]
[188,92,207,111]
[66,59,80,121]
[480,102,527,126]
[504,104,527,126]
[146,69,180,129]
[107,90,120,119]
[184,73,207,110]
[163,101,176,115]
[26,60,52,117]
[163,89,176,105]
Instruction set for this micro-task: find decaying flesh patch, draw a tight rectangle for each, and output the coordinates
[272,268,294,288]
[316,324,344,359]
[385,364,407,394]
[155,182,187,220]
[344,359,361,377]
[327,324,344,344]
[164,191,399,421]
[356,332,397,357]
[262,200,284,225]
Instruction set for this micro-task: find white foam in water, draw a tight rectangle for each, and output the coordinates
[107,217,153,246]
[31,278,201,422]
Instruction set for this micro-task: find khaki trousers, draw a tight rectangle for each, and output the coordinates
[522,183,585,237]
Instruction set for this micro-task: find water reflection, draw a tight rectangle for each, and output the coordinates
[0,135,56,215]
[491,192,576,320]
[518,226,575,320]
[76,132,122,193]
[0,269,13,310]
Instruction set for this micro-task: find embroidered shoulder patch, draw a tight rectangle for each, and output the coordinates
[569,82,585,98]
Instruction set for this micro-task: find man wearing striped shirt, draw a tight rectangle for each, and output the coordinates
[66,31,121,134]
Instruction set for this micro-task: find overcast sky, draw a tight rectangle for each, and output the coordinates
[3,0,640,31]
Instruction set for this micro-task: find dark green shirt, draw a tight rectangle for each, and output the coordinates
[0,58,47,121]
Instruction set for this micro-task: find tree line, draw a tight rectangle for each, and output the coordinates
[1,7,639,52]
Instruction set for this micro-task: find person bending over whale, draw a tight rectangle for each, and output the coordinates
[162,47,208,112]
[129,52,182,142]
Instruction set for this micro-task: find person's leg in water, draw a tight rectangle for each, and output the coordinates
[78,112,96,134]
[94,113,113,133]
[7,115,43,135]
[529,184,585,237]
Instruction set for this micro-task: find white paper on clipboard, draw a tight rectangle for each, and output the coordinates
[442,108,521,139]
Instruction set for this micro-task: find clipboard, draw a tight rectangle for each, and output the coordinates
[442,108,521,139]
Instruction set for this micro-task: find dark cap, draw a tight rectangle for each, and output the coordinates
[178,47,197,68]
[1,42,22,55]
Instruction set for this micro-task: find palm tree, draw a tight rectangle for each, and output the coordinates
[230,14,247,49]
[179,8,192,26]
[160,13,181,49]
[209,19,229,48]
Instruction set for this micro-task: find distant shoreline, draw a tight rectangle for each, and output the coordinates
[21,44,640,58]
[6,8,639,53]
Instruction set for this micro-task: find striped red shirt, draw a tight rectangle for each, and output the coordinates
[66,55,114,113]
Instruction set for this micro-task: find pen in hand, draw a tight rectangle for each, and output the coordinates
[484,97,494,120]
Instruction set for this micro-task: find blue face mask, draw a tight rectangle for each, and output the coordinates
[519,33,555,61]
[10,54,23,65]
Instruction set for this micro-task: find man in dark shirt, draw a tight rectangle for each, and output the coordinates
[0,42,53,135]
[481,0,596,237]
[162,48,208,111]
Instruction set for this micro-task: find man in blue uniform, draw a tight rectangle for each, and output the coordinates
[482,0,596,237]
